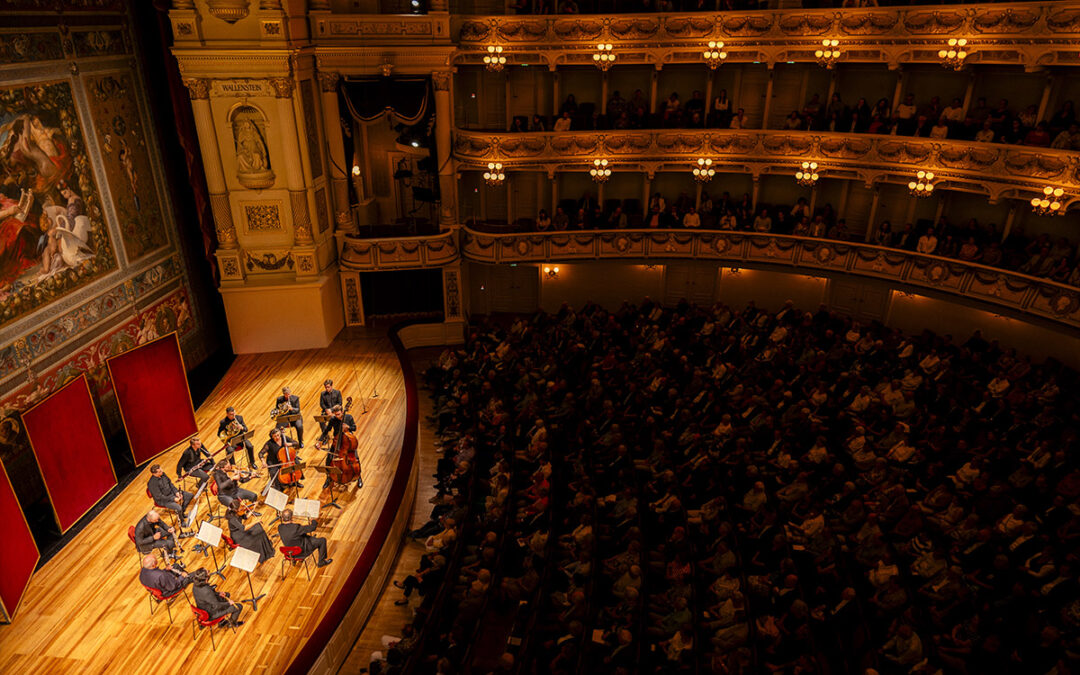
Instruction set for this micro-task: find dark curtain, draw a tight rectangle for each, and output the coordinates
[339,77,431,124]
[361,269,444,319]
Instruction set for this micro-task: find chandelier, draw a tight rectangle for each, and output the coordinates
[1031,186,1065,216]
[938,38,968,70]
[815,39,841,68]
[908,170,935,197]
[692,158,716,183]
[483,45,507,72]
[593,43,615,71]
[590,159,612,183]
[483,162,505,186]
[795,161,819,187]
[703,41,727,69]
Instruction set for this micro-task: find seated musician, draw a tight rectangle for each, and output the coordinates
[225,501,275,563]
[176,436,212,487]
[262,427,304,491]
[139,553,193,595]
[278,508,332,568]
[211,459,258,507]
[190,568,244,628]
[318,379,343,435]
[318,404,360,489]
[274,386,304,448]
[147,464,193,520]
[218,406,257,469]
[134,509,181,564]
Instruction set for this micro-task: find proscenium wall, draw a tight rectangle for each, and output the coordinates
[0,1,218,543]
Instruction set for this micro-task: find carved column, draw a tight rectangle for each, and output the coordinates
[650,68,660,114]
[184,78,238,250]
[865,188,881,242]
[318,71,350,231]
[270,76,314,247]
[442,264,465,324]
[761,68,775,130]
[433,71,457,228]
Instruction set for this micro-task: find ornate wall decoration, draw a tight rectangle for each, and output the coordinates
[243,202,283,232]
[552,19,604,42]
[720,15,773,37]
[230,104,275,189]
[972,8,1039,33]
[443,269,460,318]
[0,32,64,65]
[610,18,661,40]
[838,12,897,35]
[708,134,757,154]
[663,17,714,38]
[778,14,833,36]
[605,134,652,155]
[937,145,998,170]
[72,29,127,58]
[295,252,316,274]
[342,273,362,326]
[550,134,600,156]
[315,187,329,234]
[1046,9,1080,32]
[498,20,547,42]
[300,79,323,181]
[219,253,242,281]
[1002,152,1068,180]
[0,80,117,328]
[85,72,168,261]
[902,10,965,34]
[245,251,294,271]
[206,0,250,24]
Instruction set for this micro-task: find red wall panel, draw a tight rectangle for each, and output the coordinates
[0,459,39,623]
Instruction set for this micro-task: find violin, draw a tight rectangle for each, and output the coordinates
[277,437,304,486]
[317,397,361,484]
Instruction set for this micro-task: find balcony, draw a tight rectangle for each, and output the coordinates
[452,128,1080,202]
[338,229,459,271]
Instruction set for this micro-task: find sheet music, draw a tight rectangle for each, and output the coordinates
[294,498,321,520]
[264,488,288,512]
[229,547,260,574]
[184,500,200,529]
[196,520,222,547]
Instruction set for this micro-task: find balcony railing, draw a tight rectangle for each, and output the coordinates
[339,230,459,271]
[461,226,1080,330]
[452,128,1080,202]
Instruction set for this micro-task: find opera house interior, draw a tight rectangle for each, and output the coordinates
[2,0,1080,673]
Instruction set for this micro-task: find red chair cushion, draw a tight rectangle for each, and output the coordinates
[210,480,219,496]
[190,605,225,627]
[222,535,237,550]
[128,526,137,545]
[144,584,182,602]
[280,546,302,560]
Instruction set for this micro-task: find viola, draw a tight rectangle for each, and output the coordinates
[277,439,304,485]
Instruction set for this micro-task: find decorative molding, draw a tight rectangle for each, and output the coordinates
[242,202,283,232]
[209,192,239,248]
[431,70,452,91]
[182,77,210,100]
[206,0,250,24]
[339,231,459,271]
[245,250,294,272]
[268,76,294,99]
[290,190,314,245]
[317,70,340,92]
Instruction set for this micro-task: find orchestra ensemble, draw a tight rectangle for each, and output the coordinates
[136,379,362,628]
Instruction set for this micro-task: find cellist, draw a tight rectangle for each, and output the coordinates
[263,427,304,491]
[317,404,360,489]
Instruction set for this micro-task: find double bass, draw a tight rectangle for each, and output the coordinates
[277,435,304,486]
[324,397,361,484]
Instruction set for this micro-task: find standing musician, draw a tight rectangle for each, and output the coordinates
[317,404,360,489]
[274,386,304,448]
[139,554,193,595]
[147,464,193,520]
[134,510,181,565]
[225,501,275,563]
[318,379,343,435]
[211,459,259,507]
[176,436,212,487]
[190,568,244,628]
[278,508,332,568]
[218,406,257,469]
[262,427,304,491]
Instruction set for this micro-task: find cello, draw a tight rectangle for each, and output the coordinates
[325,397,361,484]
[276,434,304,487]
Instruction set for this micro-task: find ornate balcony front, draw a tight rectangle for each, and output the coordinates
[339,230,459,271]
[461,226,1080,330]
[453,129,1080,204]
[456,4,1080,68]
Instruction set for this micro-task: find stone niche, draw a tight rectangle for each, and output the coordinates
[230,103,276,190]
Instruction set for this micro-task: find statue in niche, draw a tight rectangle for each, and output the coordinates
[231,105,275,189]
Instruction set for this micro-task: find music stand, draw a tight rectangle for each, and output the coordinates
[274,413,302,431]
[263,487,289,532]
[308,465,344,510]
[223,429,256,466]
[294,497,321,522]
[229,547,265,612]
[312,414,330,425]
[196,521,227,581]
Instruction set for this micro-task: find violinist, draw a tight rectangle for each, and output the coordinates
[318,379,343,435]
[176,436,212,487]
[263,428,304,491]
[147,464,193,519]
[211,459,258,507]
[274,386,304,448]
[225,500,275,563]
[218,406,256,469]
[318,404,359,489]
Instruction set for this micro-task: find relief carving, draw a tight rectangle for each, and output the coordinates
[762,134,813,155]
[500,136,547,158]
[610,18,661,40]
[1046,9,1080,32]
[720,15,773,37]
[552,19,604,41]
[656,133,705,154]
[230,105,275,189]
[838,12,897,34]
[550,134,599,156]
[903,10,965,35]
[778,14,833,36]
[1002,152,1068,180]
[709,134,757,154]
[938,145,998,170]
[459,21,492,41]
[183,77,210,100]
[819,137,872,158]
[497,20,547,42]
[972,8,1038,33]
[602,133,651,154]
[663,17,714,38]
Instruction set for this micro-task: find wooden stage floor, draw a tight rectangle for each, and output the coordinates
[0,330,407,674]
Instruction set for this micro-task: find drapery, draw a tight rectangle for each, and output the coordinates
[339,77,431,125]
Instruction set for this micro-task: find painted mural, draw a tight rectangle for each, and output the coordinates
[85,72,168,261]
[0,80,116,327]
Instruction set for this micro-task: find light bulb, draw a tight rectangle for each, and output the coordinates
[910,182,918,190]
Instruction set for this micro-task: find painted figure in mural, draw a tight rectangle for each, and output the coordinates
[235,119,268,174]
[0,114,71,192]
[118,137,140,212]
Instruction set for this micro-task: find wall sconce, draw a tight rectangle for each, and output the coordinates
[728,267,741,276]
[1031,186,1065,216]
[593,43,615,71]
[483,162,506,186]
[795,161,819,187]
[484,45,507,72]
[590,158,612,183]
[815,39,841,68]
[692,158,715,183]
[938,38,968,70]
[543,265,560,279]
[704,41,727,69]
[908,170,935,197]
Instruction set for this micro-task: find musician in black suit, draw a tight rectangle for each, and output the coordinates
[218,406,257,469]
[134,510,179,562]
[211,459,258,507]
[147,464,193,520]
[318,379,343,435]
[139,554,193,595]
[225,501,275,563]
[274,386,304,447]
[176,436,212,487]
[318,404,360,488]
[278,508,332,567]
[190,568,243,627]
[262,428,304,491]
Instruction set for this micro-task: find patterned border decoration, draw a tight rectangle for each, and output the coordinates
[246,251,294,271]
[300,79,324,181]
[243,203,284,232]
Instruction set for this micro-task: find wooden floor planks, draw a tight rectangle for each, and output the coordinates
[0,329,407,675]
